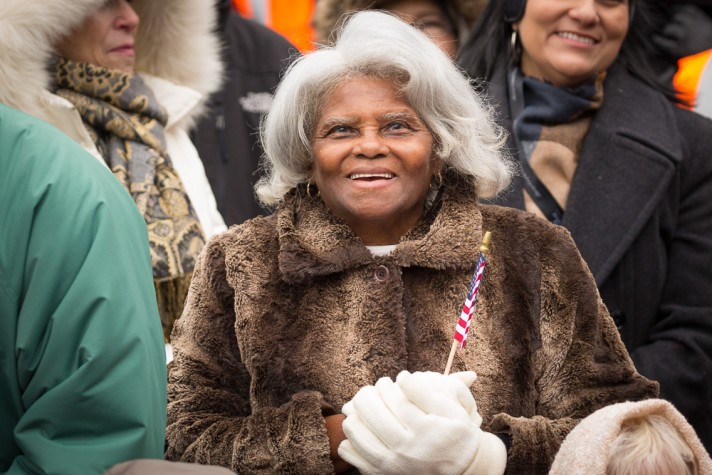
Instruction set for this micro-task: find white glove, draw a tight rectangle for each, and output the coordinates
[397,371,507,475]
[338,371,507,475]
[396,370,481,426]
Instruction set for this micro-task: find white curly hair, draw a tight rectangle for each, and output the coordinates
[256,10,513,205]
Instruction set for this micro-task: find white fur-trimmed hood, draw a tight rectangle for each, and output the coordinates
[0,0,223,125]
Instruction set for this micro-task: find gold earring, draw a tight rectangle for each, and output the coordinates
[306,180,319,198]
[510,29,518,51]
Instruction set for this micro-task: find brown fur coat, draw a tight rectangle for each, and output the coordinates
[166,178,658,474]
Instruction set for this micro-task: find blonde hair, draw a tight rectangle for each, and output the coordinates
[607,415,699,475]
[256,10,512,206]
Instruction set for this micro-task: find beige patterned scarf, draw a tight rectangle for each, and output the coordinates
[512,69,605,221]
[54,59,205,340]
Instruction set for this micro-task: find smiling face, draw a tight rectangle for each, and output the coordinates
[516,0,629,87]
[55,0,139,73]
[310,77,438,245]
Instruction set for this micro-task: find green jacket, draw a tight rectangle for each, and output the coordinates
[0,105,166,474]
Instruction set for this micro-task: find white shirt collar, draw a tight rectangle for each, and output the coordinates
[367,245,397,256]
[139,73,202,128]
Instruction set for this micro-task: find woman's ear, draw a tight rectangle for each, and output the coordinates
[431,156,443,175]
[305,168,316,187]
[430,167,444,191]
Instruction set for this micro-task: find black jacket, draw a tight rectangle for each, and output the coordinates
[191,12,297,226]
[485,60,712,450]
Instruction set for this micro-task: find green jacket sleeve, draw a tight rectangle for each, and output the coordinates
[0,105,167,475]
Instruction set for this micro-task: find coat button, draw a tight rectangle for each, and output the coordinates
[374,265,390,282]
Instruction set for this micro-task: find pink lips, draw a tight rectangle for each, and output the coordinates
[347,168,396,189]
[348,167,396,178]
[111,44,135,56]
[556,31,598,46]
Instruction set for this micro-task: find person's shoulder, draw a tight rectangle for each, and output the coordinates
[671,102,712,136]
[481,204,571,237]
[0,104,145,229]
[1,104,74,157]
[197,213,280,282]
[607,64,710,136]
[651,95,712,171]
[207,213,279,254]
[671,107,712,183]
[480,204,578,257]
[604,67,712,159]
[0,105,116,191]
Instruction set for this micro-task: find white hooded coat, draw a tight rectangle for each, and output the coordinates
[0,0,227,238]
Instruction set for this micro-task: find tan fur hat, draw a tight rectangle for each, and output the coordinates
[550,399,712,475]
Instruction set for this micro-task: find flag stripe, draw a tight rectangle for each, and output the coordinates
[452,253,487,348]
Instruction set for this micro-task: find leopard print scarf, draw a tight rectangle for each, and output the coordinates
[54,59,205,340]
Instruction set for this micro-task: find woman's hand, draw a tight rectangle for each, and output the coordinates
[338,371,506,475]
[325,414,350,474]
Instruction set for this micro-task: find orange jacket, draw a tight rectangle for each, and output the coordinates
[232,0,315,52]
[674,49,712,116]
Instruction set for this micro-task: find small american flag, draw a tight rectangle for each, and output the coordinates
[453,241,489,349]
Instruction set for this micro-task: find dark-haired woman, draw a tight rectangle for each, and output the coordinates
[459,0,712,450]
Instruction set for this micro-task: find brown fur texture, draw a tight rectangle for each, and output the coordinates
[312,0,488,46]
[166,176,658,474]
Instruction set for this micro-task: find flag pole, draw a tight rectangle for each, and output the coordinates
[444,231,491,376]
[444,340,459,376]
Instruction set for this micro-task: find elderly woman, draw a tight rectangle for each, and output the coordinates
[458,0,712,451]
[166,11,657,475]
[0,0,226,340]
[313,0,487,58]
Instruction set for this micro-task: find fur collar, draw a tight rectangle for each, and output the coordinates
[0,0,222,126]
[277,175,484,282]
